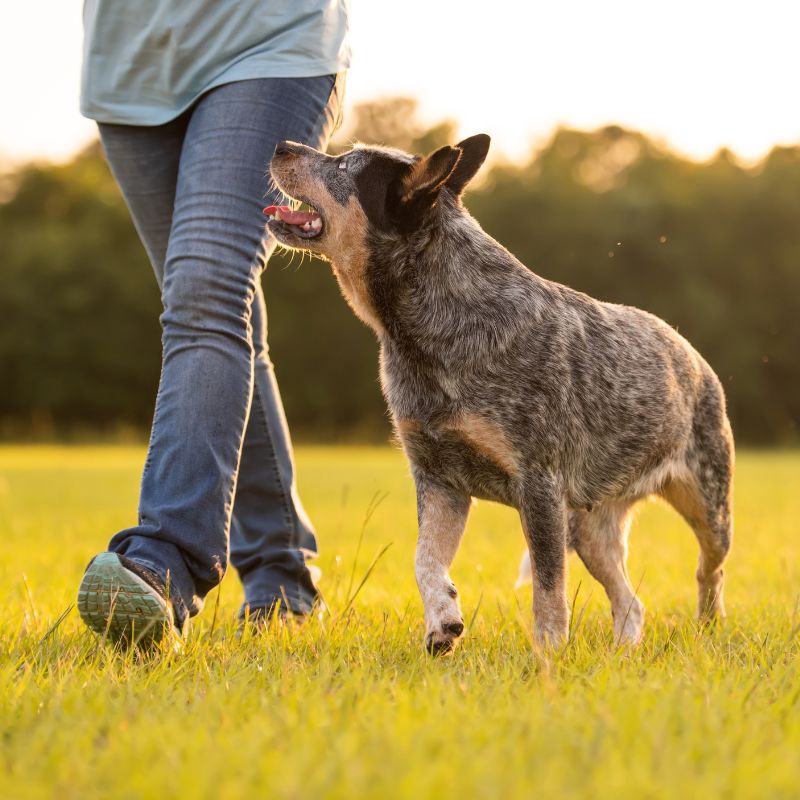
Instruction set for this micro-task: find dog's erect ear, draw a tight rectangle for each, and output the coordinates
[445,134,491,196]
[397,145,462,212]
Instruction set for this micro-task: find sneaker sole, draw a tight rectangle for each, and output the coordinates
[77,552,174,646]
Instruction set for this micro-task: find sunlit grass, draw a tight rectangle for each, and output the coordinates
[1,446,798,799]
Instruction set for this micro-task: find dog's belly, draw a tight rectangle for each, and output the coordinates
[401,428,518,505]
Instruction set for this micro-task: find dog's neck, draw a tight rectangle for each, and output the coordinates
[368,200,546,369]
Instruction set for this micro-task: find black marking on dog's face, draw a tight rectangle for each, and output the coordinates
[352,154,411,232]
[321,155,354,206]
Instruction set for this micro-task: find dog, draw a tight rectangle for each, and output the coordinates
[264,134,734,653]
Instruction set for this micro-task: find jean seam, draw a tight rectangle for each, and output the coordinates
[140,379,166,487]
[252,379,295,540]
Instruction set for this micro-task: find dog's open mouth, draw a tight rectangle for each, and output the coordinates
[263,201,324,239]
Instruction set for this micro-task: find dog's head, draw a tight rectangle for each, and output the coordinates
[265,134,491,262]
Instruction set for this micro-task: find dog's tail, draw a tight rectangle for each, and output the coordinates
[514,550,532,589]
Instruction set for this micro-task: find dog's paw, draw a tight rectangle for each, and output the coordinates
[612,598,645,647]
[424,619,465,656]
[533,620,569,652]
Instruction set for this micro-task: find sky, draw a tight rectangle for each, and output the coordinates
[1,0,798,166]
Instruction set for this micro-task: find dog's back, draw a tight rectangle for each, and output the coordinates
[380,196,729,503]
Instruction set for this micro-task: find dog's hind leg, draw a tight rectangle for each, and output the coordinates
[570,501,644,645]
[520,472,570,649]
[661,473,732,620]
[414,477,471,654]
[661,379,734,621]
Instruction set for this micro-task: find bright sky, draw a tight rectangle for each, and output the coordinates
[1,0,798,166]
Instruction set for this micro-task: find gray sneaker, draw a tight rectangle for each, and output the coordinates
[77,552,181,647]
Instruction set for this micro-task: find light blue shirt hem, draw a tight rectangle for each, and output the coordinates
[81,59,349,125]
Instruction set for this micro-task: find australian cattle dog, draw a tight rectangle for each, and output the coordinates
[264,134,734,653]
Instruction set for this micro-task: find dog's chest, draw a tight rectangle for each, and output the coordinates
[398,417,519,504]
[380,344,522,503]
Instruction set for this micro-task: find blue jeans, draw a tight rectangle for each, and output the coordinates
[97,75,344,626]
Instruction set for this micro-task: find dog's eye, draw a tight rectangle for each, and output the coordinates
[338,159,348,171]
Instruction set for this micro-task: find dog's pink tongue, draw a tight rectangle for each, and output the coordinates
[263,205,319,224]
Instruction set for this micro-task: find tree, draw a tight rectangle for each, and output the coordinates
[1,104,798,443]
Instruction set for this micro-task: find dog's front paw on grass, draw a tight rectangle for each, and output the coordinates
[425,619,465,655]
[612,598,645,647]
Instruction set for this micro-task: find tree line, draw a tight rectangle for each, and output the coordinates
[1,99,797,444]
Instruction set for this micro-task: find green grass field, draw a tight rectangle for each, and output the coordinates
[1,446,798,799]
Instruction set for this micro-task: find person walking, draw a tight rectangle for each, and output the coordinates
[76,0,350,645]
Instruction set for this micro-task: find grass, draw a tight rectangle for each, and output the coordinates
[1,445,799,799]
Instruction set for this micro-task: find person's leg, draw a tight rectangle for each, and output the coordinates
[96,117,186,275]
[93,76,342,632]
[79,117,191,638]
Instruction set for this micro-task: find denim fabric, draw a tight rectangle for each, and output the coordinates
[98,75,344,625]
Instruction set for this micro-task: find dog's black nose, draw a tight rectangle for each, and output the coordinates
[274,140,301,157]
[443,620,464,637]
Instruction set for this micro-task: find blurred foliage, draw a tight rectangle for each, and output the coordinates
[1,100,798,443]
[329,96,457,155]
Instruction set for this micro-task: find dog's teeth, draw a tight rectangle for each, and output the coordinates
[311,218,322,229]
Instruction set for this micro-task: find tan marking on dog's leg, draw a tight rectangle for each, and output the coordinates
[443,412,521,477]
[414,481,471,654]
[661,476,730,620]
[391,417,422,463]
[571,502,644,645]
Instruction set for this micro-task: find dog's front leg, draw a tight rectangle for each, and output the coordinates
[520,474,570,649]
[414,476,471,655]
